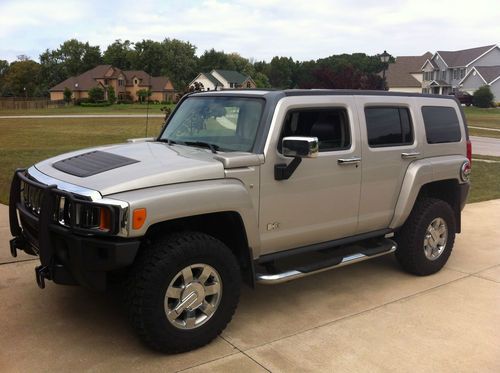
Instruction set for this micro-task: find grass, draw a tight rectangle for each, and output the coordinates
[0,103,174,116]
[463,106,500,130]
[469,128,500,139]
[0,117,163,204]
[468,160,500,203]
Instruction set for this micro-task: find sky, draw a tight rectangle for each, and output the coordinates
[0,0,499,63]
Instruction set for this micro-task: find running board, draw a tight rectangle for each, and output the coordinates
[256,239,397,285]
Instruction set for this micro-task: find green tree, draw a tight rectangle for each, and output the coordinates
[88,86,105,102]
[136,88,152,103]
[2,58,41,96]
[268,56,296,88]
[39,39,102,93]
[63,87,72,103]
[160,38,198,90]
[107,86,116,104]
[0,59,9,95]
[131,40,165,76]
[198,49,231,72]
[473,85,494,108]
[253,72,271,88]
[103,39,134,70]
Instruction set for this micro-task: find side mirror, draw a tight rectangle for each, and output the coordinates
[282,136,319,158]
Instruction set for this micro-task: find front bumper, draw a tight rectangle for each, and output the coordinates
[9,169,140,290]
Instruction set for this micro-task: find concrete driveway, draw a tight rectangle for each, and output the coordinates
[0,200,499,372]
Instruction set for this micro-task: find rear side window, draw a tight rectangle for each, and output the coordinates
[279,108,351,152]
[365,107,413,147]
[421,106,461,144]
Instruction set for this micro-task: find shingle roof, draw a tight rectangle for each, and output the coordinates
[437,45,496,67]
[213,69,248,84]
[475,65,500,84]
[50,65,114,91]
[202,72,223,86]
[50,65,173,92]
[386,52,432,88]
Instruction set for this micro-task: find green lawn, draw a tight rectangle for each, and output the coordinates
[468,158,500,203]
[0,103,174,116]
[463,107,500,130]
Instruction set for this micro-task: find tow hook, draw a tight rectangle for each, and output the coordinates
[35,265,50,289]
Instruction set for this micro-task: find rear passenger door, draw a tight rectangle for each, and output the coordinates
[355,97,421,233]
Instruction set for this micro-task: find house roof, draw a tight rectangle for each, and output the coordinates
[50,65,114,91]
[386,52,432,88]
[474,65,500,84]
[50,65,173,92]
[213,69,249,84]
[437,45,496,67]
[202,72,223,86]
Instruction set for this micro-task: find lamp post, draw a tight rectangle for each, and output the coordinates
[380,50,390,89]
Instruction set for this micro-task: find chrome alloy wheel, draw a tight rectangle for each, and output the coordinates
[423,217,448,261]
[164,264,222,330]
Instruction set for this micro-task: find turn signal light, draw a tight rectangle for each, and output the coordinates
[99,207,111,231]
[132,208,147,230]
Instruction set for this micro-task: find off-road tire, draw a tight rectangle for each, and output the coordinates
[395,198,456,276]
[126,231,241,353]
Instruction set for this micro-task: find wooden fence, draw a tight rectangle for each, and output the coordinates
[0,97,66,110]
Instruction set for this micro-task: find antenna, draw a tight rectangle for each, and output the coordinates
[145,72,151,137]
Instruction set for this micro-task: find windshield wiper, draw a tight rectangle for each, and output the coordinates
[157,138,177,145]
[183,141,219,154]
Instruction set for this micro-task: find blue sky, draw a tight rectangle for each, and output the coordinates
[0,0,499,62]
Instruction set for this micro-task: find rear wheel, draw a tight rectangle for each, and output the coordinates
[127,231,241,353]
[395,198,456,276]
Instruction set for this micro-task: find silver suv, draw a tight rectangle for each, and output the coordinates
[9,89,471,352]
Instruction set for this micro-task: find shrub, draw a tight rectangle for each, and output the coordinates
[473,85,494,108]
[80,102,111,107]
[117,99,133,104]
[74,98,90,106]
[63,87,72,104]
[88,86,105,103]
[107,86,116,104]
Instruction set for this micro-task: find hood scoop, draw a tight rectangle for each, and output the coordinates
[53,151,139,177]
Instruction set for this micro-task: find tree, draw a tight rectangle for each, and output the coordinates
[198,49,231,72]
[160,38,198,90]
[103,39,134,70]
[136,88,152,103]
[267,56,296,88]
[0,59,9,95]
[131,40,165,76]
[473,85,494,108]
[88,86,105,102]
[253,72,271,88]
[107,86,116,104]
[2,58,41,97]
[63,87,72,103]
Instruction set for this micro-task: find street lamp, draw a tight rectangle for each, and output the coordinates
[380,50,390,89]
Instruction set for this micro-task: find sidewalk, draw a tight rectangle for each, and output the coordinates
[0,200,499,372]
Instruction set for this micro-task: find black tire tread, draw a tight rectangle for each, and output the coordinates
[126,231,241,353]
[395,197,456,276]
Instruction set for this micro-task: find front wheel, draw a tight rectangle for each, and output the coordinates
[395,198,456,276]
[127,231,241,353]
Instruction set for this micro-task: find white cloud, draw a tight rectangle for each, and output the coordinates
[0,0,498,62]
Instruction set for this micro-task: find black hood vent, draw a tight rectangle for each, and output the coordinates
[53,151,139,177]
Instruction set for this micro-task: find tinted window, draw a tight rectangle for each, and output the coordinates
[365,107,413,147]
[280,108,350,152]
[421,106,461,144]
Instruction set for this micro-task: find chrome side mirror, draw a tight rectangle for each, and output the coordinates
[282,136,319,158]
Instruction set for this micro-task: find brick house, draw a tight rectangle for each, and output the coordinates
[49,65,176,102]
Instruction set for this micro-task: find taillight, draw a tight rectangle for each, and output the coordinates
[466,139,472,166]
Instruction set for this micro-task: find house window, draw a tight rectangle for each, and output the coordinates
[118,79,124,86]
[460,69,466,79]
[453,69,459,80]
[134,79,138,85]
[247,81,251,88]
[441,71,446,80]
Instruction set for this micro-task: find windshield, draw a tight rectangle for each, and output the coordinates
[160,96,264,152]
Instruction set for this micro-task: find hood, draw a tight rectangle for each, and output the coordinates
[34,142,225,196]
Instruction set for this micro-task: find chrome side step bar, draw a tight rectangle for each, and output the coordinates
[256,241,397,285]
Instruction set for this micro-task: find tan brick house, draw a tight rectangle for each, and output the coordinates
[49,65,176,102]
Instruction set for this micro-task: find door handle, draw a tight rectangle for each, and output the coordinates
[337,157,361,165]
[401,152,420,159]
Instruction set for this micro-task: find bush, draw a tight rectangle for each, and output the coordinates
[117,99,133,104]
[107,86,116,104]
[74,98,90,106]
[80,102,111,107]
[473,85,495,108]
[63,87,72,104]
[88,86,105,103]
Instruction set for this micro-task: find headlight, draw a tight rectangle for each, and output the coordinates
[56,196,116,234]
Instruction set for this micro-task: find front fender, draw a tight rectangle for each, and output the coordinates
[108,179,261,257]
